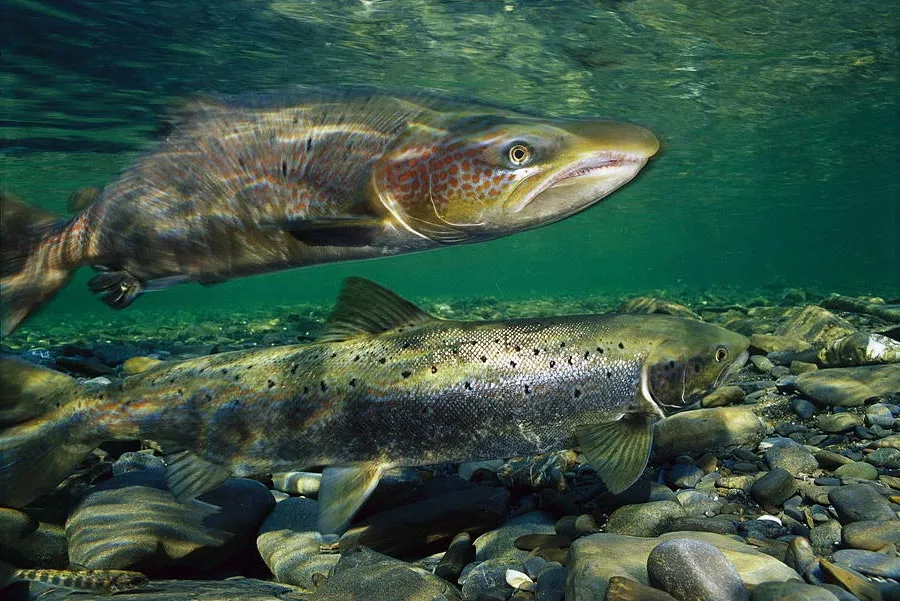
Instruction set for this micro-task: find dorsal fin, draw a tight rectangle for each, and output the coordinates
[317,277,436,342]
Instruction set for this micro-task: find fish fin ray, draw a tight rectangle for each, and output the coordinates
[318,462,388,534]
[163,449,231,502]
[317,277,437,342]
[576,414,654,494]
[87,271,144,309]
[0,358,95,507]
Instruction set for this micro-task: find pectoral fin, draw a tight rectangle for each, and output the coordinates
[317,462,389,534]
[163,448,232,502]
[575,414,654,494]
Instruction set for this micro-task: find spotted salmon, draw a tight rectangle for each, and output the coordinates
[0,278,746,533]
[0,561,147,593]
[0,91,658,334]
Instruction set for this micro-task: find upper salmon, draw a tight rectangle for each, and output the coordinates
[0,90,658,334]
[0,278,747,533]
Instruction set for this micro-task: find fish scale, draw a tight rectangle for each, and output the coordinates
[0,277,748,534]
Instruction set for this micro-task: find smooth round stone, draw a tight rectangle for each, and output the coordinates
[474,512,556,562]
[665,517,738,536]
[797,365,900,407]
[790,360,818,375]
[791,398,819,419]
[866,448,900,469]
[784,536,816,575]
[606,501,686,538]
[833,461,878,481]
[122,356,165,375]
[666,463,704,489]
[653,407,766,459]
[749,580,841,601]
[435,532,475,583]
[810,520,843,556]
[765,446,819,476]
[271,471,321,497]
[813,449,854,469]
[701,385,746,408]
[833,549,900,579]
[828,484,897,523]
[111,451,166,477]
[534,563,566,601]
[866,404,896,428]
[751,468,798,506]
[751,355,775,374]
[817,413,864,433]
[647,538,748,601]
[842,520,900,551]
[605,576,679,601]
[819,559,882,601]
[0,507,37,544]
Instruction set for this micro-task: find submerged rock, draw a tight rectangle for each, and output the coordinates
[796,364,900,407]
[647,538,748,601]
[774,305,857,347]
[654,407,766,459]
[820,332,900,367]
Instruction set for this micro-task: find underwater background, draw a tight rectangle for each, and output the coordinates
[1,0,898,335]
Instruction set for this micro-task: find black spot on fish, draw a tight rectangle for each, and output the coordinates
[306,138,312,151]
[281,161,288,177]
[331,352,337,358]
[401,370,411,378]
[560,341,566,348]
[584,351,590,359]
[238,157,246,169]
[303,386,309,394]
[465,381,472,390]
[222,368,228,375]
[268,380,276,388]
[597,346,604,354]
[402,342,410,349]
[177,388,184,395]
[320,381,328,392]
[291,364,299,374]
[618,342,625,349]
[234,374,241,381]
[549,360,556,368]
[567,356,574,365]
[480,355,487,363]
[431,365,438,374]
[514,345,521,352]
[494,338,501,344]
[669,360,675,369]
[524,384,531,393]
[510,360,517,368]
[354,355,360,362]
[378,357,386,364]
[694,364,701,373]
[606,370,613,378]
[533,348,540,355]
[574,389,581,397]
[349,378,357,387]
[470,341,477,346]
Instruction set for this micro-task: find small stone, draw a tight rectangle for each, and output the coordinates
[475,512,556,562]
[797,365,900,407]
[791,361,818,375]
[866,447,900,469]
[751,334,811,354]
[534,563,566,601]
[765,445,818,476]
[654,407,766,459]
[514,534,572,551]
[833,461,879,481]
[819,558,882,601]
[647,538,748,601]
[833,549,900,579]
[749,580,841,601]
[701,385,746,408]
[791,398,818,419]
[817,413,863,433]
[784,536,816,576]
[606,501,685,538]
[842,520,900,550]
[828,484,896,523]
[810,520,843,556]
[505,569,534,591]
[666,463,705,488]
[122,356,165,375]
[813,449,855,469]
[523,556,546,579]
[866,404,896,428]
[821,332,900,367]
[435,532,475,583]
[770,366,791,378]
[775,305,856,347]
[665,517,738,536]
[604,576,678,601]
[111,451,166,477]
[751,468,798,507]
[751,355,775,373]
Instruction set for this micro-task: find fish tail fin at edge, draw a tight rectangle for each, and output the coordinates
[1,190,81,335]
[0,357,97,507]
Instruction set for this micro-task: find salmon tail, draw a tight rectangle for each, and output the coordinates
[0,357,97,507]
[1,190,80,335]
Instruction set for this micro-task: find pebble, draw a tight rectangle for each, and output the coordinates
[842,520,900,550]
[866,403,896,427]
[751,468,798,507]
[791,360,818,374]
[505,569,534,591]
[666,517,738,536]
[833,461,878,481]
[654,407,766,459]
[866,447,900,469]
[784,536,817,576]
[819,558,882,601]
[797,364,900,407]
[121,356,165,375]
[665,463,705,489]
[751,334,811,354]
[817,413,863,433]
[647,538,748,601]
[435,532,475,583]
[813,449,855,469]
[833,549,900,579]
[606,501,685,538]
[701,385,746,408]
[775,305,856,347]
[765,445,818,475]
[828,484,897,523]
[791,398,818,419]
[750,355,775,373]
[604,576,679,601]
[256,497,337,589]
[271,471,321,497]
[111,451,166,477]
[810,520,843,556]
[749,580,842,601]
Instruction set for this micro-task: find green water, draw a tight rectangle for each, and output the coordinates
[2,0,898,335]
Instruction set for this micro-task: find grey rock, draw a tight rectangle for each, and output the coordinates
[523,556,546,579]
[666,463,704,489]
[813,449,855,469]
[647,538,748,601]
[111,451,166,477]
[784,536,817,576]
[822,332,900,367]
[833,461,878,481]
[791,398,819,419]
[770,365,791,378]
[665,517,739,536]
[866,404,896,427]
[797,364,900,407]
[765,445,819,476]
[604,576,679,600]
[2,519,67,569]
[817,413,864,433]
[606,501,686,538]
[565,531,799,601]
[749,580,841,601]
[459,559,509,599]
[752,334,812,354]
[819,558,882,601]
[256,497,337,589]
[828,484,896,523]
[750,355,775,374]
[701,385,746,408]
[866,447,900,469]
[790,360,818,375]
[474,511,556,562]
[810,520,843,556]
[842,520,900,550]
[751,468,798,506]
[271,471,321,497]
[435,532,475,584]
[534,563,566,601]
[315,546,461,601]
[675,490,723,517]
[833,548,900,579]
[775,305,857,347]
[654,407,767,459]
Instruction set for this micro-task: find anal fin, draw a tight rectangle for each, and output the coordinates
[576,414,655,494]
[317,462,389,534]
[163,448,231,502]
[87,270,143,309]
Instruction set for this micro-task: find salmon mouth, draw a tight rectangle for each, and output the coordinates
[551,152,648,186]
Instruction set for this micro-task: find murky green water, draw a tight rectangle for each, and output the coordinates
[2,0,898,335]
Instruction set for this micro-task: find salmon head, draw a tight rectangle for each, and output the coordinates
[639,318,750,417]
[371,112,659,243]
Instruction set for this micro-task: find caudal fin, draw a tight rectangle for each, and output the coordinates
[0,357,97,507]
[1,190,78,335]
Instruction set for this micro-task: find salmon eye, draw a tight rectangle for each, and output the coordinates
[714,346,728,362]
[507,143,531,166]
